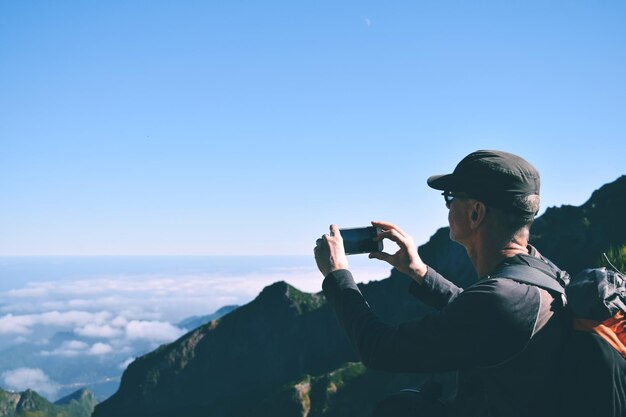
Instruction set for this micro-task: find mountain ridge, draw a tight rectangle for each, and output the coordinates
[0,387,95,417]
[88,175,626,416]
[177,305,239,330]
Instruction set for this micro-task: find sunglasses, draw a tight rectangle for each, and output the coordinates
[442,191,471,209]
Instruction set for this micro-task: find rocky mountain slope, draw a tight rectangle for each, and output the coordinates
[177,305,239,330]
[93,176,626,417]
[0,387,95,417]
[530,175,626,274]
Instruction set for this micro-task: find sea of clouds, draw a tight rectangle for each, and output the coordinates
[0,256,391,400]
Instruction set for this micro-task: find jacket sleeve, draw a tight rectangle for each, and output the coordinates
[406,266,464,310]
[322,269,538,373]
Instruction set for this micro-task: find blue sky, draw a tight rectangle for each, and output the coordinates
[1,0,625,256]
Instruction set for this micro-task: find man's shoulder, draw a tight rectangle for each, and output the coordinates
[459,277,541,314]
[444,277,542,348]
[468,275,537,294]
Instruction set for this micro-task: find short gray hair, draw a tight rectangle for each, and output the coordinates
[502,194,541,231]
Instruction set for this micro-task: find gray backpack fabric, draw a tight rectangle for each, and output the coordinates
[566,267,626,321]
[495,260,626,417]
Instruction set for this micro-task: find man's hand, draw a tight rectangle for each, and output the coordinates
[368,220,428,283]
[314,224,349,277]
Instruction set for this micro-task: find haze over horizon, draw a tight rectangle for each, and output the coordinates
[2,1,625,256]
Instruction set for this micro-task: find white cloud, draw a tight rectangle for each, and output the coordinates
[6,287,49,297]
[88,342,113,355]
[75,323,123,338]
[111,315,128,327]
[65,340,89,350]
[125,320,185,342]
[0,314,34,334]
[39,310,110,327]
[40,340,113,357]
[1,368,59,399]
[1,272,300,321]
[40,340,88,357]
[0,311,112,335]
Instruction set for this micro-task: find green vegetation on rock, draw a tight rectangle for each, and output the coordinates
[287,285,326,313]
[0,387,95,417]
[600,244,626,272]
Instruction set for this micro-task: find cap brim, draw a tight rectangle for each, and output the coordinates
[427,173,457,191]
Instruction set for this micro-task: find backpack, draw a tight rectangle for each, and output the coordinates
[495,258,626,417]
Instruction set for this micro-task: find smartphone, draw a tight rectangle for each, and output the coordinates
[340,226,383,255]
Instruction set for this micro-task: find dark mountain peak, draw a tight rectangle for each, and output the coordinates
[16,389,48,412]
[256,280,292,301]
[55,387,96,406]
[251,280,324,314]
[0,387,96,417]
[18,388,40,400]
[583,175,626,209]
[531,175,626,274]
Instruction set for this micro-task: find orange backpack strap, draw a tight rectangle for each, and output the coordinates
[574,311,626,359]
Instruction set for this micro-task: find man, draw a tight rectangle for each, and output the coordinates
[314,150,565,417]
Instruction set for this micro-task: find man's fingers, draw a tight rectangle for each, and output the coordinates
[372,220,395,229]
[372,220,407,237]
[376,229,408,248]
[369,251,391,263]
[326,225,343,242]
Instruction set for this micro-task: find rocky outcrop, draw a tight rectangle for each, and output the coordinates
[531,175,626,274]
[0,387,95,417]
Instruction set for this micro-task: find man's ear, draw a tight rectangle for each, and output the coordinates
[469,201,487,229]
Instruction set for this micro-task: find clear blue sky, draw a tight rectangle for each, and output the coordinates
[1,1,624,256]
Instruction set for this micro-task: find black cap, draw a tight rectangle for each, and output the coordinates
[427,150,540,212]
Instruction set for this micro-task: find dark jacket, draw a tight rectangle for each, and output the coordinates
[322,251,565,417]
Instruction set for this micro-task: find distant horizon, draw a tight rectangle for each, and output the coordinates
[2,172,622,257]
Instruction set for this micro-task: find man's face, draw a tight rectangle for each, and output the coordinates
[445,192,472,244]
